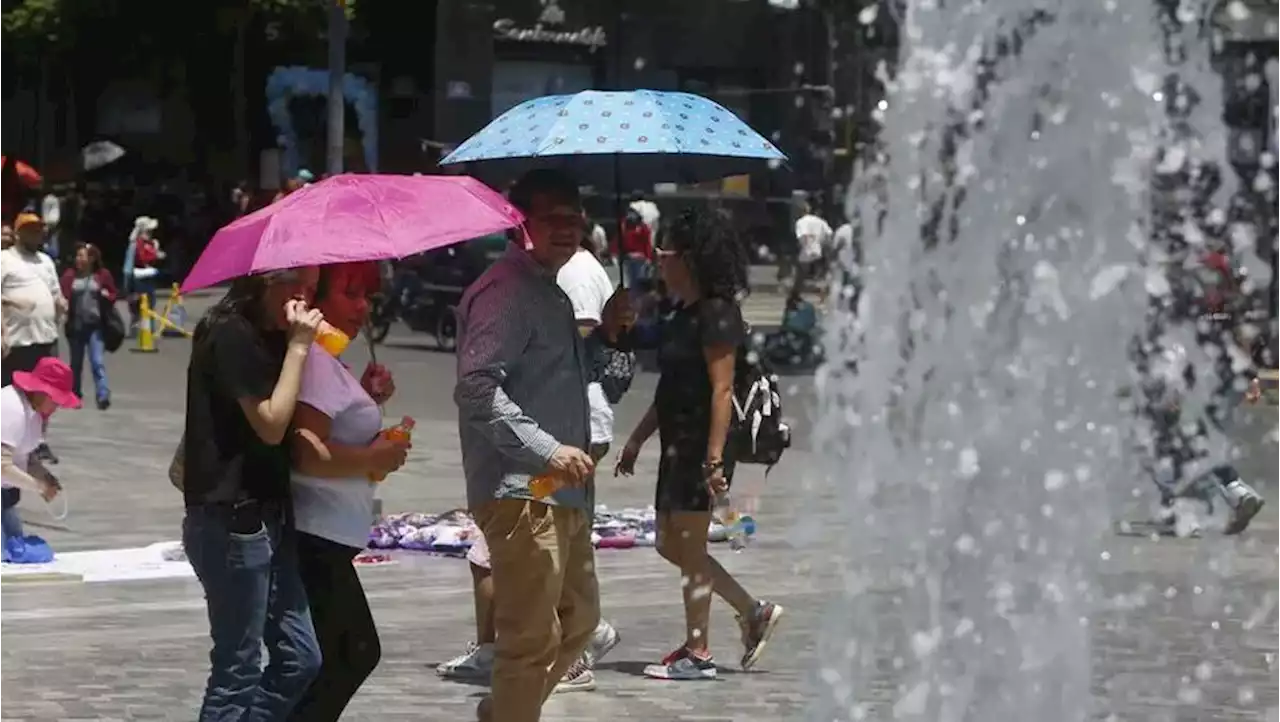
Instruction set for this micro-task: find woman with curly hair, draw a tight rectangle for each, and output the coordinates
[615,208,784,681]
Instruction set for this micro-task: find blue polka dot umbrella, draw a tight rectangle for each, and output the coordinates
[440,90,787,187]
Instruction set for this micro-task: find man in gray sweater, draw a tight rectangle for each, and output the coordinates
[455,168,621,722]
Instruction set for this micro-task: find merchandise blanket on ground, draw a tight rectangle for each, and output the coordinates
[368,506,744,555]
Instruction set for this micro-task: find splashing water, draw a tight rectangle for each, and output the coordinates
[805,0,1226,719]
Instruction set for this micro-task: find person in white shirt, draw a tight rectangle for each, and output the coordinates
[793,202,833,300]
[558,245,619,459]
[2,213,64,387]
[288,261,405,719]
[586,216,610,264]
[1,357,78,541]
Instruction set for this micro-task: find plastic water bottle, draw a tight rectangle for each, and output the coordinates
[713,492,753,551]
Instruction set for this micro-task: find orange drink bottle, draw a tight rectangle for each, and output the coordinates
[316,322,351,357]
[369,416,415,482]
[528,473,564,499]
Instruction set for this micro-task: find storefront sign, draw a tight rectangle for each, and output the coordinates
[492,19,607,52]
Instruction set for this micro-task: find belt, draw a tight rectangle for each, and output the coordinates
[190,498,286,518]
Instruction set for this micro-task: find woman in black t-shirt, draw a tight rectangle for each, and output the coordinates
[615,209,784,681]
[181,267,326,721]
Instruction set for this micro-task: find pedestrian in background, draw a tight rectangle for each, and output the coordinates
[792,201,833,301]
[288,261,405,721]
[123,216,163,337]
[618,206,654,285]
[59,243,116,410]
[2,213,65,465]
[1,357,77,543]
[180,269,324,721]
[616,207,784,681]
[2,214,63,385]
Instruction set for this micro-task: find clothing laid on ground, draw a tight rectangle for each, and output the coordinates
[455,244,592,511]
[556,249,616,445]
[290,531,380,722]
[182,315,292,506]
[654,298,745,512]
[291,343,382,549]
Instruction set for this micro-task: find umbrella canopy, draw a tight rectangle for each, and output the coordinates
[82,141,126,172]
[440,90,786,187]
[1,156,42,188]
[182,174,524,292]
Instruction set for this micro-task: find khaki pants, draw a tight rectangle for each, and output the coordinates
[473,499,600,722]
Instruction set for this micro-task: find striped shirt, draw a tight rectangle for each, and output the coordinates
[454,244,592,511]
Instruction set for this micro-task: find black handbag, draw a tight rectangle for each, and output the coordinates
[586,330,636,404]
[101,296,126,352]
[598,345,637,404]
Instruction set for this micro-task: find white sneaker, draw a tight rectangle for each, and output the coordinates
[1223,481,1265,535]
[585,621,620,666]
[1157,504,1202,538]
[436,642,494,680]
[553,657,597,693]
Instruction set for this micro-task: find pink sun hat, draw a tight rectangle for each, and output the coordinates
[11,357,82,410]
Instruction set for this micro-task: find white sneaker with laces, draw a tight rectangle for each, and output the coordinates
[436,642,494,680]
[553,657,597,693]
[586,621,620,666]
[1223,480,1265,535]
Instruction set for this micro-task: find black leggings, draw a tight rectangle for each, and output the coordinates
[1,342,56,387]
[289,533,380,722]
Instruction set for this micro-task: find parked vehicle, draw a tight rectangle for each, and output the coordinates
[366,233,508,351]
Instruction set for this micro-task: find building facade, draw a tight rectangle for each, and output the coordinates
[422,0,833,200]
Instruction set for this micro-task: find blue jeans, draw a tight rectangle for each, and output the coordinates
[68,328,109,404]
[183,505,322,722]
[2,488,23,540]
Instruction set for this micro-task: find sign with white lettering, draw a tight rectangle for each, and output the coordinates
[492,1,607,53]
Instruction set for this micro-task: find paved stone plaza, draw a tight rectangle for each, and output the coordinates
[1,304,1276,721]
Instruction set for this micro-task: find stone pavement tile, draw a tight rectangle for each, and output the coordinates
[4,530,1278,721]
[7,498,1277,722]
[6,297,1277,720]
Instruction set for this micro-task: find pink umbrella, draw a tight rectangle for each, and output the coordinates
[181,174,524,292]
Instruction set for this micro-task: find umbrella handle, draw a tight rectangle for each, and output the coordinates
[363,325,378,367]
